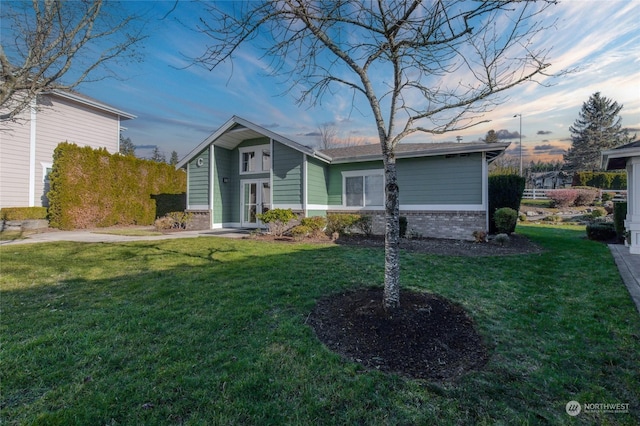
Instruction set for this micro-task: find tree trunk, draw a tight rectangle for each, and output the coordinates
[383,157,401,311]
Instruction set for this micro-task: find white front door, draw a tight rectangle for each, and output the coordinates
[241,179,271,227]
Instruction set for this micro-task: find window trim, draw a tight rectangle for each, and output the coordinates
[341,169,385,209]
[239,145,271,175]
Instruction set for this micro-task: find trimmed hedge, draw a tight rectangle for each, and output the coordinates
[48,143,186,229]
[0,207,48,221]
[586,222,617,241]
[488,174,525,234]
[614,202,627,242]
[572,171,627,189]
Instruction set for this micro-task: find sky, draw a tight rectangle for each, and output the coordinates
[70,0,640,163]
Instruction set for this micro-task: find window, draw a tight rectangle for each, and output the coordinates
[343,170,384,207]
[240,145,270,174]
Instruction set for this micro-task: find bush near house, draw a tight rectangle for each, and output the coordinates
[488,174,525,234]
[48,143,186,230]
[586,222,617,241]
[494,207,518,235]
[614,202,627,242]
[0,207,48,221]
[256,208,297,237]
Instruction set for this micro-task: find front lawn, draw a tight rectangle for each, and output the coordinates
[1,225,638,424]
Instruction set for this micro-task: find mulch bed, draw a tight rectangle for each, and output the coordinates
[307,287,489,381]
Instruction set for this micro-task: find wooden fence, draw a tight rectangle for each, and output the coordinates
[522,188,627,202]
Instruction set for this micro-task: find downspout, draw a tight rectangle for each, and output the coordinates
[28,99,37,207]
[303,154,308,217]
[482,152,489,232]
[209,144,215,229]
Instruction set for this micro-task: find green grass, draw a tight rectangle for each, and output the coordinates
[1,224,639,425]
[91,228,163,237]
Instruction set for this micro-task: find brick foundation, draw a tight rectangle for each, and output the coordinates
[185,210,211,230]
[335,210,486,241]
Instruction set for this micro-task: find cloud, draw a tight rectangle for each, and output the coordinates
[135,144,157,149]
[496,129,522,140]
[537,130,553,135]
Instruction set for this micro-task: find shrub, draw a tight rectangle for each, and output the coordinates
[326,213,361,236]
[613,202,627,242]
[290,225,312,240]
[546,189,578,208]
[488,174,525,234]
[586,222,617,241]
[472,230,487,243]
[0,207,48,221]
[588,209,604,220]
[300,216,326,231]
[542,214,562,223]
[154,216,175,231]
[399,216,408,238]
[153,211,193,231]
[355,215,373,236]
[573,187,598,206]
[494,207,518,234]
[257,208,297,237]
[494,233,510,246]
[601,192,614,202]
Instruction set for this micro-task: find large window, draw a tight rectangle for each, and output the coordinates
[240,145,271,174]
[343,170,384,207]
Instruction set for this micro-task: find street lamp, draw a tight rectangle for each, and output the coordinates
[513,114,522,176]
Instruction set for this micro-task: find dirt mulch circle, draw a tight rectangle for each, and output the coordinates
[307,287,489,381]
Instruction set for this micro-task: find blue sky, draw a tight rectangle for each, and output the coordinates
[74,0,640,163]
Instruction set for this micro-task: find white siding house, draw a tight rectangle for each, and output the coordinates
[0,90,135,209]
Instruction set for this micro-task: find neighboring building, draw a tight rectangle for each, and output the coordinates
[0,90,135,209]
[529,171,571,189]
[602,140,640,255]
[177,116,508,241]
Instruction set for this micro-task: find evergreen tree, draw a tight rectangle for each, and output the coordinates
[484,129,499,143]
[169,151,179,166]
[563,92,634,171]
[150,147,166,163]
[119,134,136,157]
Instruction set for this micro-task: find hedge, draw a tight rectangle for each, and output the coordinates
[572,171,627,189]
[488,174,525,234]
[0,207,48,221]
[614,202,627,242]
[48,143,186,229]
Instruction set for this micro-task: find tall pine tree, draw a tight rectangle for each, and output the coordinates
[563,92,634,171]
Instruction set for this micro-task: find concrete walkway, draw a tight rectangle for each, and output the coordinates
[0,227,251,246]
[609,244,640,315]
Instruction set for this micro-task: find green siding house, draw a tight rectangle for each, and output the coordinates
[176,116,508,240]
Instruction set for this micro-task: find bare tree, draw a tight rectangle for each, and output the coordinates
[1,0,145,120]
[194,0,558,310]
[317,122,339,149]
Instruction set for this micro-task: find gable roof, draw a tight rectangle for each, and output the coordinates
[177,115,510,168]
[177,116,329,168]
[319,142,510,163]
[602,140,640,170]
[44,89,136,120]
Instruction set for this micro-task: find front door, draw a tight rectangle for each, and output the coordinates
[241,179,271,227]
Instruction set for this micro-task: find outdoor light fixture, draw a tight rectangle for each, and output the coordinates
[513,114,523,176]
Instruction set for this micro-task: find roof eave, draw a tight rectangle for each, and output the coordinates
[45,89,136,119]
